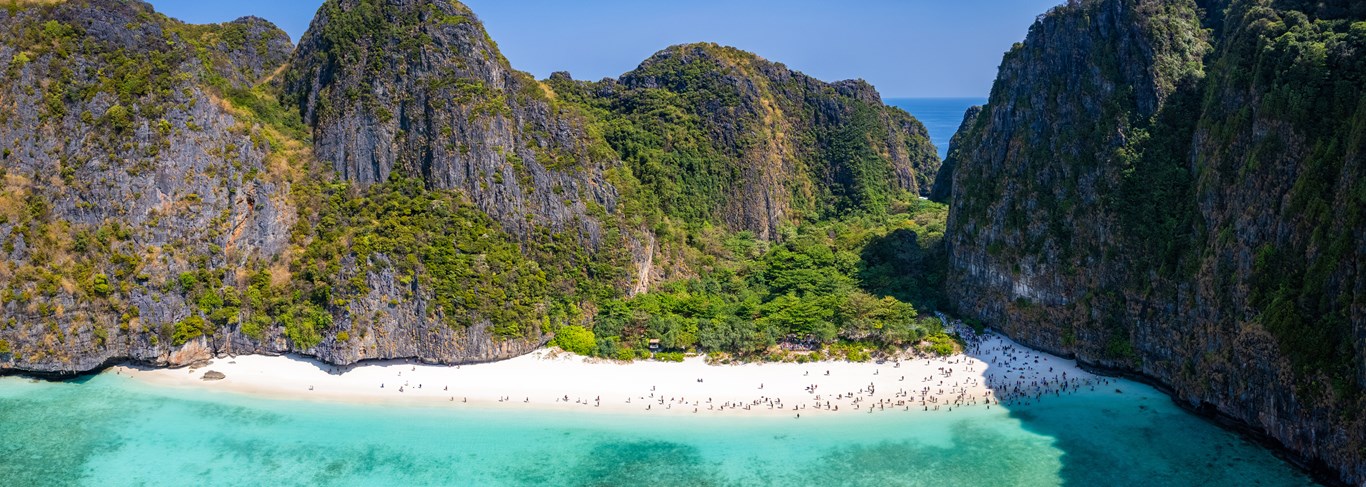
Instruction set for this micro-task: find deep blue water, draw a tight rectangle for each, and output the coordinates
[886,98,986,159]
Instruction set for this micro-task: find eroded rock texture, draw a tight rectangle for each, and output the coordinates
[944,0,1365,483]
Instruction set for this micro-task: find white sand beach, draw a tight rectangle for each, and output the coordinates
[115,330,1106,417]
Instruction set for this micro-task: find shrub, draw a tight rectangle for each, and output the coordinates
[283,306,328,349]
[102,104,132,133]
[965,318,985,334]
[654,351,686,362]
[552,325,595,355]
[178,272,198,292]
[172,315,209,346]
[923,333,957,356]
[91,274,112,296]
[240,315,271,341]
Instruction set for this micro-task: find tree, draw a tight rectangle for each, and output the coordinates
[761,293,837,343]
[553,325,596,355]
[648,314,697,350]
[698,315,773,353]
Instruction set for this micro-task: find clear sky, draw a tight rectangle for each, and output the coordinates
[149,0,1063,98]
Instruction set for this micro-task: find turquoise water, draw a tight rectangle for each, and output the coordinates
[886,98,986,159]
[0,372,1315,486]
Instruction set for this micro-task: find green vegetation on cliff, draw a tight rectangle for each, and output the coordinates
[1116,1,1366,403]
[943,0,1365,483]
[1215,4,1366,401]
[0,0,303,363]
[0,0,947,375]
[585,200,951,361]
[288,176,626,341]
[546,43,938,238]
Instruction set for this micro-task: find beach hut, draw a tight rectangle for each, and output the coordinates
[648,339,661,352]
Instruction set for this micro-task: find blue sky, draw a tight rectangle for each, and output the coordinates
[150,0,1062,98]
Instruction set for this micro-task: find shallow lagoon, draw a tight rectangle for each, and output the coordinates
[0,371,1314,486]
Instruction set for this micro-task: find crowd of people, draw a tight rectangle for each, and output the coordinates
[352,320,1117,418]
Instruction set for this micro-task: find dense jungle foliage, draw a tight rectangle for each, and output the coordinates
[562,200,952,361]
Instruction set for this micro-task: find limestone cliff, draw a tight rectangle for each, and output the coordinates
[282,0,618,242]
[0,0,298,372]
[928,105,980,203]
[0,0,938,375]
[943,0,1365,483]
[548,43,939,240]
[0,0,555,374]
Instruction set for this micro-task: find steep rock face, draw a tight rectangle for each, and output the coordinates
[203,16,295,89]
[550,43,939,240]
[282,0,618,241]
[0,0,556,375]
[276,0,629,365]
[0,0,935,377]
[0,0,298,372]
[944,0,1365,483]
[928,105,981,203]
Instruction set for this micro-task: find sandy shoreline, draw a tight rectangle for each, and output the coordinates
[114,331,1101,417]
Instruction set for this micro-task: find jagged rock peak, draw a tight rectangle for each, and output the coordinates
[0,0,301,373]
[285,0,510,135]
[928,105,980,204]
[627,42,886,103]
[595,41,940,238]
[627,43,770,74]
[4,0,293,90]
[198,16,294,88]
[283,0,619,240]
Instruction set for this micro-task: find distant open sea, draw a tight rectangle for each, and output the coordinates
[0,372,1314,486]
[886,98,986,160]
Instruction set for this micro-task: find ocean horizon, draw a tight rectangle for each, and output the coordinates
[886,98,987,160]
